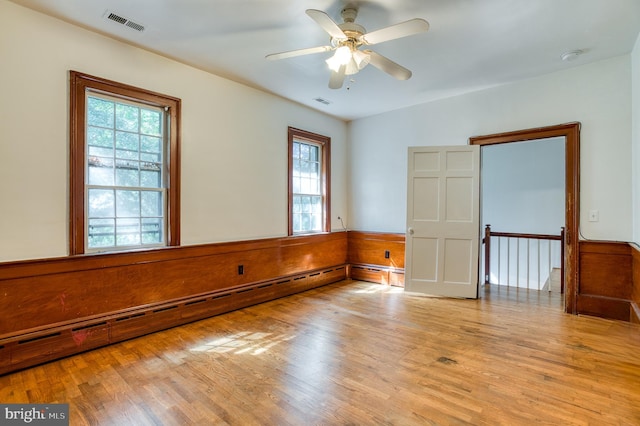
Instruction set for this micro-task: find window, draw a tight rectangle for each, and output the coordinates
[70,71,180,254]
[288,127,330,235]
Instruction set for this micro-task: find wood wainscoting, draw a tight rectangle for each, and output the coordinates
[632,243,640,324]
[4,232,639,375]
[0,233,347,375]
[578,241,633,321]
[347,234,640,323]
[347,231,406,286]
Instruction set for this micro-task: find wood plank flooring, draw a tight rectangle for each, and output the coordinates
[1,280,639,425]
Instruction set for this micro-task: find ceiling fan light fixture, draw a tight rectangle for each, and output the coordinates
[345,50,371,75]
[353,50,370,68]
[326,46,352,72]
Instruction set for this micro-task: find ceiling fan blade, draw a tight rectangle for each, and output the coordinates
[265,45,332,60]
[367,50,412,80]
[306,9,347,40]
[361,18,429,45]
[328,65,346,89]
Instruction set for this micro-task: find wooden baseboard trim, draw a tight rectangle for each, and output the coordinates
[350,263,405,287]
[576,294,631,321]
[631,302,640,324]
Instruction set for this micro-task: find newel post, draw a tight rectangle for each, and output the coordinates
[484,224,491,285]
[560,227,565,294]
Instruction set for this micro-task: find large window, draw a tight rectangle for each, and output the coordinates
[70,71,181,254]
[288,127,330,235]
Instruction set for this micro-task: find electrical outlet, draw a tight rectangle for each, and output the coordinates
[384,250,390,259]
[238,264,244,275]
[588,210,599,222]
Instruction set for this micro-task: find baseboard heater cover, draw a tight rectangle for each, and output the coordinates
[0,265,347,375]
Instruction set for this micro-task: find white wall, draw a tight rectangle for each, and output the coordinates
[349,55,633,242]
[632,32,640,246]
[0,1,348,262]
[482,137,565,235]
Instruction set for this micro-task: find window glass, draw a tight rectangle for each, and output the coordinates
[85,94,166,251]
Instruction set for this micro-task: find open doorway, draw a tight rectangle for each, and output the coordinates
[480,137,565,306]
[470,123,580,314]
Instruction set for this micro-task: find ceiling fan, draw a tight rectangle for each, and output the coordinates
[266,8,429,89]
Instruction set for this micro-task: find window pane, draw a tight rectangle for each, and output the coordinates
[88,189,114,218]
[292,176,301,193]
[300,177,310,194]
[87,127,114,148]
[292,214,301,232]
[140,109,161,136]
[88,146,113,158]
[141,169,161,188]
[140,153,161,164]
[293,158,301,177]
[116,218,140,246]
[116,104,139,132]
[116,131,139,153]
[301,213,311,231]
[87,97,114,128]
[115,160,140,187]
[141,135,161,154]
[88,218,115,248]
[300,143,309,160]
[142,218,163,244]
[311,213,321,230]
[312,196,322,214]
[116,149,138,161]
[116,190,140,217]
[88,157,114,185]
[141,191,163,217]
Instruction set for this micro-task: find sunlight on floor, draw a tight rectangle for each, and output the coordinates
[352,283,404,294]
[190,331,295,355]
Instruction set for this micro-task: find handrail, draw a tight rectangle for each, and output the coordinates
[483,225,565,292]
[487,231,562,241]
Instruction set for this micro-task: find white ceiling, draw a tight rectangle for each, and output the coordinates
[10,0,640,121]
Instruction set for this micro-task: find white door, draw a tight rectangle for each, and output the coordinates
[405,145,480,298]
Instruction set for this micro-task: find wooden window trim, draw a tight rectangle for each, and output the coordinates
[69,71,181,255]
[288,127,331,235]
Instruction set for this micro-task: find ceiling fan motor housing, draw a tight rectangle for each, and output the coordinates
[334,8,365,48]
[341,7,358,23]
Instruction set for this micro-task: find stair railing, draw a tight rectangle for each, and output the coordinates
[483,225,565,292]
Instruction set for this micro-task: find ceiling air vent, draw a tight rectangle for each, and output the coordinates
[104,10,145,32]
[314,97,331,105]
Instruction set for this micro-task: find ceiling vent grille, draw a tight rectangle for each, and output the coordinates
[104,10,145,32]
[314,97,331,105]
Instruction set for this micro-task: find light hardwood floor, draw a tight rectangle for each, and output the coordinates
[1,280,639,425]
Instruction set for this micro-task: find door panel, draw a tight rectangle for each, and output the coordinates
[406,145,480,298]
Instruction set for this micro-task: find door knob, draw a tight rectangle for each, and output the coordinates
[408,227,414,235]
